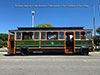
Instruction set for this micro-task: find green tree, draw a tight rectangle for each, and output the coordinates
[0,39,3,48]
[94,36,100,46]
[96,26,100,35]
[3,41,7,47]
[35,23,55,27]
[0,34,8,41]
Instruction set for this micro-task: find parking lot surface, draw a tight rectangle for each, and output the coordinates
[0,52,100,75]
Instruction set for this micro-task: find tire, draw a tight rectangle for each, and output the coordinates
[21,48,29,56]
[82,49,89,55]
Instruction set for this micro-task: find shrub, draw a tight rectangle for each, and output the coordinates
[94,36,100,46]
[0,39,3,48]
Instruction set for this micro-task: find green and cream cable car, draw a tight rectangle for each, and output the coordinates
[8,27,94,55]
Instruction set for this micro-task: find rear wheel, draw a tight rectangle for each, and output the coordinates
[82,49,89,55]
[21,48,29,56]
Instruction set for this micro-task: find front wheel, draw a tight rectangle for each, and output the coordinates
[81,49,89,55]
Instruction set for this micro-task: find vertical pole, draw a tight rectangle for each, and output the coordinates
[99,3,100,18]
[14,32,16,54]
[32,11,35,27]
[92,31,95,51]
[58,32,59,40]
[33,32,34,40]
[86,31,87,39]
[73,32,75,53]
[39,32,41,48]
[21,32,22,40]
[93,5,96,36]
[64,31,66,53]
[8,32,10,53]
[46,32,47,40]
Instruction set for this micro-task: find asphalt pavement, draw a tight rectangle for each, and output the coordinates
[0,52,100,75]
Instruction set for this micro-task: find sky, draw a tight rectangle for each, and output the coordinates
[0,0,100,34]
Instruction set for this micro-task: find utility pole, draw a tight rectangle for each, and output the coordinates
[93,5,96,36]
[99,3,100,18]
[32,11,35,27]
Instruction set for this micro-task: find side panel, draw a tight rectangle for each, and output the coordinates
[75,40,92,46]
[75,40,93,52]
[41,41,65,48]
[16,41,39,48]
[15,40,65,49]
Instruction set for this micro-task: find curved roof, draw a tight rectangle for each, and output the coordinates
[17,27,84,30]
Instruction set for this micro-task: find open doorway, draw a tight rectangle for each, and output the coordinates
[66,32,74,52]
[9,32,14,52]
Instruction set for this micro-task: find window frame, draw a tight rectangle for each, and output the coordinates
[58,32,64,40]
[75,32,81,40]
[22,32,33,40]
[34,32,39,40]
[86,31,92,40]
[41,32,47,40]
[16,32,22,40]
[81,32,86,39]
[75,30,93,40]
[47,32,58,40]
